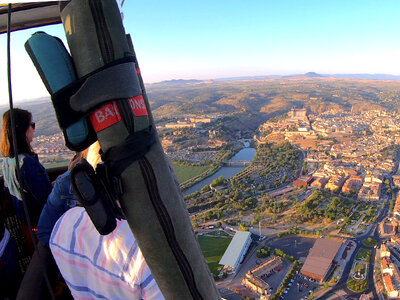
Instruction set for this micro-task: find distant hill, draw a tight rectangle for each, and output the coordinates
[0,97,60,137]
[3,77,400,136]
[217,73,400,82]
[148,79,205,86]
[147,77,400,118]
[305,72,323,77]
[283,72,324,78]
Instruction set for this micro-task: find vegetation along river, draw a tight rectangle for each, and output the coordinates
[183,147,256,195]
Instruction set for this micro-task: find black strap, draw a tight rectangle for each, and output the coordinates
[102,126,156,176]
[51,78,86,129]
[51,56,137,130]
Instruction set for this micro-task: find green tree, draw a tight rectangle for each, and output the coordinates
[238,223,247,231]
[211,176,225,187]
[201,185,211,193]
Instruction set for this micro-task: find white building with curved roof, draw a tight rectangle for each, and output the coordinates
[219,231,252,273]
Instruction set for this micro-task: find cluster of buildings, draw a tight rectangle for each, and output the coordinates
[309,156,393,201]
[312,110,400,141]
[258,109,400,201]
[259,108,311,137]
[33,133,72,155]
[311,113,369,136]
[219,235,344,299]
[157,116,233,163]
[295,163,386,201]
[30,133,74,164]
[161,117,213,129]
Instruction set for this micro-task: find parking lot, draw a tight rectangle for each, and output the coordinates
[280,273,319,300]
[268,236,317,260]
[263,259,292,295]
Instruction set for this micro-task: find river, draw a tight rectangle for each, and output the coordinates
[183,147,256,195]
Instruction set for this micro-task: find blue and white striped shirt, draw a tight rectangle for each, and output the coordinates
[50,207,164,300]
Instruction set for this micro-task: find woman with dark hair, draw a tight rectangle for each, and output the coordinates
[0,108,52,226]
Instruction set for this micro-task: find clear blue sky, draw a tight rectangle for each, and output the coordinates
[1,0,400,103]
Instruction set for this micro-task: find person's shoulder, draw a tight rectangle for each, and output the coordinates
[1,157,12,167]
[19,153,47,172]
[19,153,36,165]
[55,170,71,184]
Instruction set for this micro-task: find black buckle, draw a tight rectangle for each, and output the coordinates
[96,163,125,220]
[71,159,124,235]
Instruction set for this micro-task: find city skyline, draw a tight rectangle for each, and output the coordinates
[1,0,400,103]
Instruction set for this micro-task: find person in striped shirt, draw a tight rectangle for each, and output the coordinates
[48,142,164,300]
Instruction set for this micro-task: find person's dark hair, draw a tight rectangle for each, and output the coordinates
[0,108,34,157]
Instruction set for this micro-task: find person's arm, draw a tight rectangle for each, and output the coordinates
[37,179,64,247]
[37,172,73,247]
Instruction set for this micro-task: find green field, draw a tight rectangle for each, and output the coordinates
[362,237,377,247]
[355,248,371,262]
[347,277,368,293]
[198,235,232,275]
[207,230,231,237]
[172,163,210,183]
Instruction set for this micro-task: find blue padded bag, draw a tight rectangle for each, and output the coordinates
[25,32,94,150]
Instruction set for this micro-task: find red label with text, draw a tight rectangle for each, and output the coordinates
[90,101,121,132]
[128,95,148,116]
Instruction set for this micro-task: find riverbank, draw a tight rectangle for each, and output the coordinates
[182,147,256,195]
[179,147,238,191]
[180,164,221,191]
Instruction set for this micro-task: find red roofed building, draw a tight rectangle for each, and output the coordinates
[383,274,399,298]
[311,177,328,188]
[344,169,358,177]
[325,176,345,192]
[342,175,363,195]
[300,238,342,282]
[294,175,313,187]
[381,258,393,275]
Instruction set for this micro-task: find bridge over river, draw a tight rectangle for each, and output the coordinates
[221,160,252,167]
